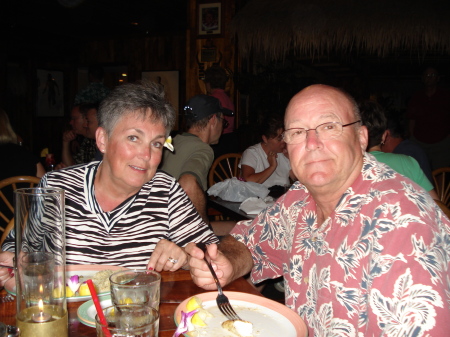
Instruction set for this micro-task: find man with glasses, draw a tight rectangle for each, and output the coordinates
[160,94,233,222]
[187,85,449,336]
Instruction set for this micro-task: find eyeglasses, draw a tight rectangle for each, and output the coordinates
[282,120,361,144]
[424,73,438,78]
[217,116,229,129]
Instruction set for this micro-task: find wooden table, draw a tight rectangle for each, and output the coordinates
[208,197,256,221]
[0,270,261,336]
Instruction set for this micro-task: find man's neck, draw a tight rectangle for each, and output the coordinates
[187,128,210,144]
[381,137,402,153]
[425,85,438,97]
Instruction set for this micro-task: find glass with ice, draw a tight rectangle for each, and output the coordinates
[109,270,161,310]
[95,304,159,337]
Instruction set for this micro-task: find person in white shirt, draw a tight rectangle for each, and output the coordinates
[240,114,295,188]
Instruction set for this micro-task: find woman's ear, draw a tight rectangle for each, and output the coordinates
[261,135,268,145]
[96,127,108,153]
[381,130,389,145]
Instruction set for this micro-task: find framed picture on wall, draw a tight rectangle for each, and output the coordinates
[198,2,221,36]
[36,69,64,117]
[142,70,180,128]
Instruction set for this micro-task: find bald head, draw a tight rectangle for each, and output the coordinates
[284,84,368,198]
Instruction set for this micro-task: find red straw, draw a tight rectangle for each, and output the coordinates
[87,279,112,337]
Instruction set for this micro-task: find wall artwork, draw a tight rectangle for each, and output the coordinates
[198,2,221,36]
[142,70,180,128]
[36,69,64,117]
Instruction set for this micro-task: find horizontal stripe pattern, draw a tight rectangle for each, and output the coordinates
[3,162,218,268]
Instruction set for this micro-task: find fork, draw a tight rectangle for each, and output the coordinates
[196,242,241,321]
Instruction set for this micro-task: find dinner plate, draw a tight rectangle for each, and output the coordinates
[174,291,308,337]
[5,264,125,302]
[77,295,112,327]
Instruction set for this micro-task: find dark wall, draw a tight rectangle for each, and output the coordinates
[2,32,186,163]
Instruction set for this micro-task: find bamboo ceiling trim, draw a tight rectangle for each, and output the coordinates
[230,0,450,59]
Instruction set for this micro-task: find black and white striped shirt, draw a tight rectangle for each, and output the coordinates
[3,161,218,268]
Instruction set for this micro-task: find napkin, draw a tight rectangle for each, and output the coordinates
[239,197,273,215]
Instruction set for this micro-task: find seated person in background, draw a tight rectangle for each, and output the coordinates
[186,85,450,336]
[381,112,433,183]
[58,103,98,168]
[204,65,238,159]
[0,108,45,180]
[85,102,103,161]
[160,94,233,222]
[240,114,295,189]
[359,100,438,200]
[0,81,218,281]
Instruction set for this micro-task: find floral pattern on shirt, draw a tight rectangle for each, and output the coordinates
[231,153,450,336]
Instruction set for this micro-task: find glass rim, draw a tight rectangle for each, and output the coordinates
[109,269,161,285]
[14,187,65,197]
[95,304,159,328]
[20,251,55,265]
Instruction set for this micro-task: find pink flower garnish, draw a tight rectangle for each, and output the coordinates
[67,275,81,294]
[172,309,198,337]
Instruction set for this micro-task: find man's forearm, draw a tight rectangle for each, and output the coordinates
[61,142,75,167]
[179,174,209,222]
[219,235,254,281]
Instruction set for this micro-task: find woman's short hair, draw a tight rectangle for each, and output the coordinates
[0,108,18,144]
[98,81,175,137]
[358,100,387,149]
[260,114,284,139]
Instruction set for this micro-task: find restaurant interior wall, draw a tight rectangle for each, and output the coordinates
[1,3,187,164]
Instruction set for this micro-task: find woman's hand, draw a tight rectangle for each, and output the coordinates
[267,151,278,168]
[147,239,188,272]
[0,251,14,287]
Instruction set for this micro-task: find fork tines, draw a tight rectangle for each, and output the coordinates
[217,294,241,320]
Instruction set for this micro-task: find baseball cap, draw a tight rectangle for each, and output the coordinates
[184,94,233,121]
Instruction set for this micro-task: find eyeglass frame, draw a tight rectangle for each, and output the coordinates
[216,115,229,129]
[282,120,361,144]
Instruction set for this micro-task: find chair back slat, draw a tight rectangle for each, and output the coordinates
[208,153,242,187]
[0,176,41,232]
[432,167,450,208]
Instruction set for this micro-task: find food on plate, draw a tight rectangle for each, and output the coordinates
[53,269,115,298]
[222,319,253,337]
[185,296,212,327]
[78,283,91,296]
[92,269,115,292]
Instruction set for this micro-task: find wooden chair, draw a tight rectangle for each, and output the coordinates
[207,153,242,222]
[432,167,450,208]
[0,176,41,232]
[0,218,14,247]
[208,153,242,187]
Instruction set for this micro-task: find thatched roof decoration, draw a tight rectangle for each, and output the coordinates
[230,0,450,59]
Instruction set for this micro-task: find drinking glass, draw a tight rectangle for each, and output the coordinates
[95,304,159,337]
[14,188,67,337]
[109,270,161,310]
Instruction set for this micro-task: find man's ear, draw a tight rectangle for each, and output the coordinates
[358,125,369,153]
[96,127,108,153]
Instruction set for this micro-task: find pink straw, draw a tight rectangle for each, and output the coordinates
[87,279,112,337]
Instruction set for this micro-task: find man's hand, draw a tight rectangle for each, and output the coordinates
[185,242,235,290]
[147,239,188,272]
[62,130,76,143]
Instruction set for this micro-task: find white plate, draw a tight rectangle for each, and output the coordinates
[174,291,308,337]
[5,264,126,302]
[77,295,112,327]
